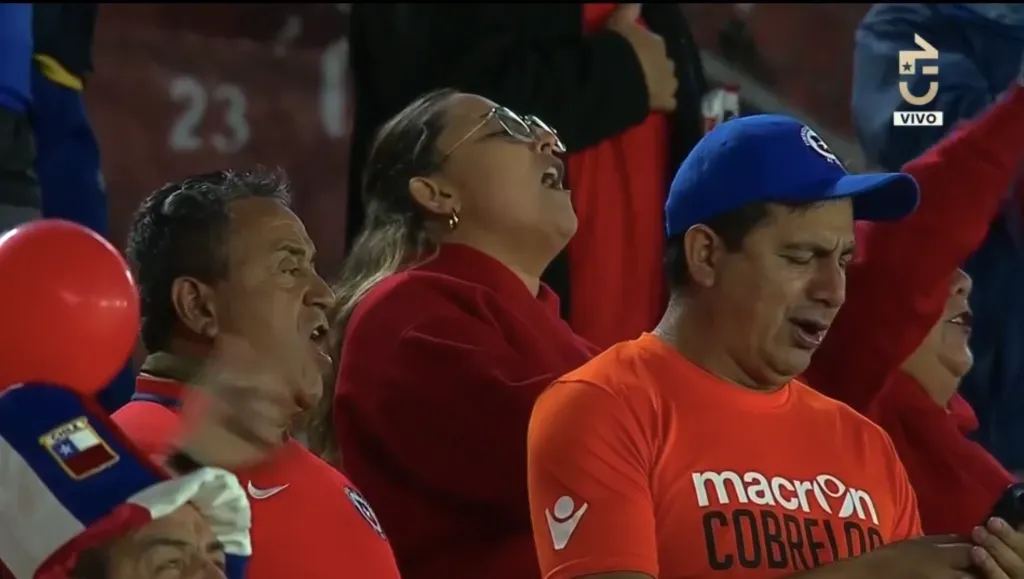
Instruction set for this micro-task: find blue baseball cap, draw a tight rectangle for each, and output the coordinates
[665,114,920,238]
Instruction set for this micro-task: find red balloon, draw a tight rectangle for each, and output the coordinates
[0,220,139,396]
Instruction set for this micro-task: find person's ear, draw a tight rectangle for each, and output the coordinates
[170,277,219,339]
[409,177,458,217]
[682,224,725,288]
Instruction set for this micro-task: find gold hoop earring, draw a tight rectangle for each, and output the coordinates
[448,208,460,231]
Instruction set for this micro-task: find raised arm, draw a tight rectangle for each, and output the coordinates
[807,85,1024,412]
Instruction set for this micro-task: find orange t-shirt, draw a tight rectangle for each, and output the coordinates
[527,334,921,579]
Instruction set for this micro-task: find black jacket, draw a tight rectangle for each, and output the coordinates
[347,3,706,316]
[33,4,98,79]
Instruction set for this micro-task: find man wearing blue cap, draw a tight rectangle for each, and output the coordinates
[522,115,1008,579]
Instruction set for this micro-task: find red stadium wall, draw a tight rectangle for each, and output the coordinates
[86,3,869,277]
[87,4,354,274]
[682,3,870,136]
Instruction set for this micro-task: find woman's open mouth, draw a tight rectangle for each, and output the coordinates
[541,159,566,191]
[945,310,973,334]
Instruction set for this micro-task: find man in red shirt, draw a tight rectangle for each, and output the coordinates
[111,168,401,579]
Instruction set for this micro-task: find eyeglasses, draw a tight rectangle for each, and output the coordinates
[442,106,566,159]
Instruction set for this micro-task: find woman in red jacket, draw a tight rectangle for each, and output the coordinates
[877,268,1017,535]
[805,83,1024,535]
[309,89,597,579]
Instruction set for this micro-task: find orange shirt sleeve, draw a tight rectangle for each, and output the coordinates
[884,435,923,540]
[527,379,659,579]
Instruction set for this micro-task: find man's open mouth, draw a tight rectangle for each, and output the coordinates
[790,318,830,348]
[309,322,330,352]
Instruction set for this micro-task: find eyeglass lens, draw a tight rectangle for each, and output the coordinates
[495,108,565,152]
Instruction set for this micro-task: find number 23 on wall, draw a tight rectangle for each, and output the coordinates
[168,76,251,154]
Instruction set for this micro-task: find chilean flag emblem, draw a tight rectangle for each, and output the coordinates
[39,416,119,479]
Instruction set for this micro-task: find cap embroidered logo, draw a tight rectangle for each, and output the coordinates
[800,126,843,168]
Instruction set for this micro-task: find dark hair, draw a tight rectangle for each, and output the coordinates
[665,200,821,290]
[69,546,109,579]
[307,88,458,461]
[126,168,292,353]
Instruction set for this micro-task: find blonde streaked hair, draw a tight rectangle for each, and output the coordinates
[306,88,459,461]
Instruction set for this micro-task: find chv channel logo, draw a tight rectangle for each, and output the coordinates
[894,34,942,128]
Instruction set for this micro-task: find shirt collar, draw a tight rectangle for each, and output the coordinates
[416,243,562,315]
[135,352,299,445]
[135,352,203,406]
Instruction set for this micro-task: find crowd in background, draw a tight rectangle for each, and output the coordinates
[2,3,1024,579]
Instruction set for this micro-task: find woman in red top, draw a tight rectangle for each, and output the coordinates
[308,89,597,579]
[805,84,1024,536]
[877,269,1017,535]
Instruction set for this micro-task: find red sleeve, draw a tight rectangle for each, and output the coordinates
[110,401,182,460]
[806,85,1024,412]
[869,376,1016,535]
[336,277,572,522]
